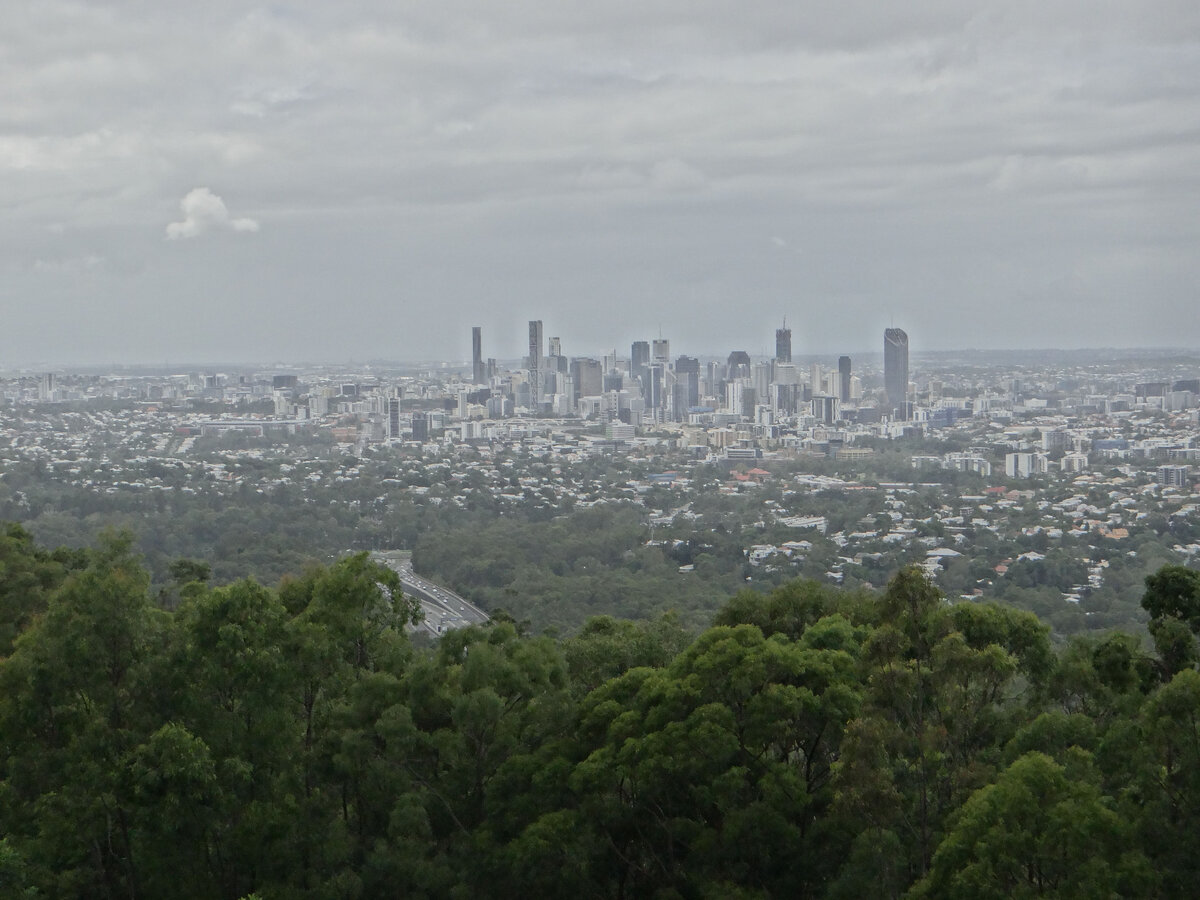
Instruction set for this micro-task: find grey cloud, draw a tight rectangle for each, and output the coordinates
[1,1,1198,364]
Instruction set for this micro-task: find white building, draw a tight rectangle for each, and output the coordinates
[1006,452,1049,478]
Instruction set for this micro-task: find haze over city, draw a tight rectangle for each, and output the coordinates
[5,1,1198,365]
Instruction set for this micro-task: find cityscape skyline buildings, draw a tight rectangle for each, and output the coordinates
[475,320,871,374]
[464,317,889,426]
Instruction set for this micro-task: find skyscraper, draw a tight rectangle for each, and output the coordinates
[631,341,650,370]
[675,355,700,411]
[528,320,543,369]
[647,363,665,412]
[838,356,852,403]
[884,328,909,416]
[387,397,401,439]
[528,320,544,405]
[411,411,429,442]
[546,336,567,373]
[471,326,484,384]
[631,341,650,397]
[727,350,751,380]
[775,320,792,363]
[571,358,603,401]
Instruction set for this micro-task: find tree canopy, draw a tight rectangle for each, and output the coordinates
[0,526,1195,898]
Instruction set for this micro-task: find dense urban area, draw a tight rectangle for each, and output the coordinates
[2,336,1197,638]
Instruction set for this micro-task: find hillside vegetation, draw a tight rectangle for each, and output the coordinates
[1,522,1199,898]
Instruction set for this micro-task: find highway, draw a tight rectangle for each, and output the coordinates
[372,553,489,638]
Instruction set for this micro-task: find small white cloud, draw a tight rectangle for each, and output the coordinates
[166,187,259,239]
[771,236,787,247]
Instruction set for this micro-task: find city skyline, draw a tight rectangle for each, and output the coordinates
[4,3,1198,365]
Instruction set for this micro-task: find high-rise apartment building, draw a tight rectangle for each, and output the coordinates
[471,327,484,384]
[1158,465,1191,489]
[1006,451,1047,478]
[812,395,840,425]
[775,321,792,363]
[884,328,909,417]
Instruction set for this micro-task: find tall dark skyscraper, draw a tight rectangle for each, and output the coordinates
[387,397,401,439]
[528,320,544,405]
[411,411,429,442]
[884,328,909,416]
[675,355,700,411]
[631,341,650,397]
[838,355,852,403]
[727,350,751,380]
[775,320,792,363]
[647,363,665,412]
[471,326,484,384]
[631,341,650,370]
[528,320,543,369]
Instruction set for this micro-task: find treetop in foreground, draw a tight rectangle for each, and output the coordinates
[0,526,1195,898]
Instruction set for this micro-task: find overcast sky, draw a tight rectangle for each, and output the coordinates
[5,1,1199,366]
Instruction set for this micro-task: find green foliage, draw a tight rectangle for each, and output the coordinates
[911,751,1154,898]
[1142,565,1200,628]
[0,521,85,655]
[713,578,852,640]
[412,505,747,631]
[561,613,692,693]
[0,528,1196,898]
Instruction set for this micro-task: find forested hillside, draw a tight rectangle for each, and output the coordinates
[2,522,1199,898]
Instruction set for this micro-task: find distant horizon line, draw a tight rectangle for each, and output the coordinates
[4,345,1200,375]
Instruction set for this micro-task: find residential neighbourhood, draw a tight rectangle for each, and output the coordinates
[2,349,1197,636]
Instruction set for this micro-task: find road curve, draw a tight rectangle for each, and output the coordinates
[371,554,489,638]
